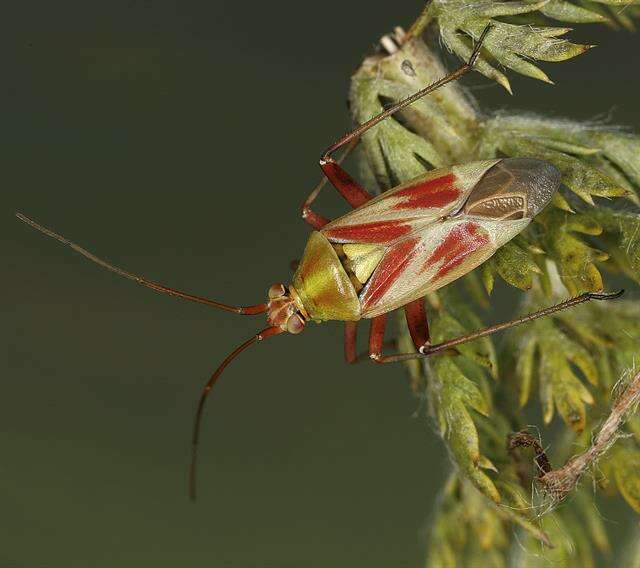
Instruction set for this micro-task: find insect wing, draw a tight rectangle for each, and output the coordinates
[359,215,530,318]
[321,160,501,245]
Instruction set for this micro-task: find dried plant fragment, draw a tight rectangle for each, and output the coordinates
[516,370,640,503]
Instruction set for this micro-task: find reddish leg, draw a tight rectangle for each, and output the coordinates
[303,27,493,230]
[369,290,624,364]
[319,158,372,208]
[368,314,388,362]
[369,306,428,363]
[320,26,492,162]
[301,206,330,230]
[404,298,430,351]
[301,139,372,230]
[344,321,358,364]
[346,319,397,364]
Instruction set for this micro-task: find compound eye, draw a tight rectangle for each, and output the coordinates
[286,314,305,335]
[268,283,286,299]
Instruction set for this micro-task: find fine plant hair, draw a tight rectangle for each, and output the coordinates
[345,1,640,565]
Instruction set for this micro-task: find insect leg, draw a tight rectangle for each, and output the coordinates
[307,24,491,231]
[344,321,359,364]
[301,139,366,229]
[368,314,389,360]
[371,290,624,364]
[320,24,492,161]
[320,158,372,207]
[346,318,396,363]
[404,298,430,351]
[300,203,330,230]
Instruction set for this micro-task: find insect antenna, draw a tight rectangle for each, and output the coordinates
[189,325,284,501]
[15,213,268,315]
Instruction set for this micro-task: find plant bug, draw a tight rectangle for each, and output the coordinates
[16,26,623,499]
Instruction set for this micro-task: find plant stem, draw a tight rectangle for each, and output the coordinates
[540,369,640,501]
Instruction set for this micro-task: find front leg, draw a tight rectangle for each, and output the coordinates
[346,320,398,364]
[318,158,372,208]
[301,203,330,230]
[344,321,358,364]
[301,140,372,229]
[305,26,494,230]
[368,300,430,362]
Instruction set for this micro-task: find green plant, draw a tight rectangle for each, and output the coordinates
[348,2,640,564]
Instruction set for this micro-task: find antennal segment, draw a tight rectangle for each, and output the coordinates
[16,212,268,315]
[189,325,284,500]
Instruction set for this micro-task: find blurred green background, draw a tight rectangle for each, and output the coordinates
[4,2,640,567]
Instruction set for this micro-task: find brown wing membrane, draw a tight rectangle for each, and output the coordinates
[463,158,560,220]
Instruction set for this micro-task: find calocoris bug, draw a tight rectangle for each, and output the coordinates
[16,26,623,499]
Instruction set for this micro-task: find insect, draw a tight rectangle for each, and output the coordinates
[17,27,622,498]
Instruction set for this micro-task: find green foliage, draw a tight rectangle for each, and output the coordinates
[510,300,598,431]
[477,115,640,292]
[348,5,640,561]
[511,506,604,568]
[536,0,640,29]
[427,0,593,91]
[609,444,640,513]
[620,525,640,567]
[596,425,640,513]
[424,408,557,564]
[481,239,541,292]
[427,303,499,502]
[591,208,640,280]
[426,473,549,567]
[508,291,640,435]
[554,300,640,389]
[420,0,640,91]
[350,37,479,174]
[540,211,609,294]
[395,295,555,551]
[480,115,639,205]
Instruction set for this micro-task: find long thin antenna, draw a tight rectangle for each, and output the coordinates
[189,325,284,500]
[16,212,268,315]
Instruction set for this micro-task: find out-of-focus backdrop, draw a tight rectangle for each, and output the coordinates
[4,2,639,567]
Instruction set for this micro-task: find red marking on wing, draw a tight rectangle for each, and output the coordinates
[360,237,421,311]
[393,173,459,210]
[323,220,412,244]
[424,222,489,279]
